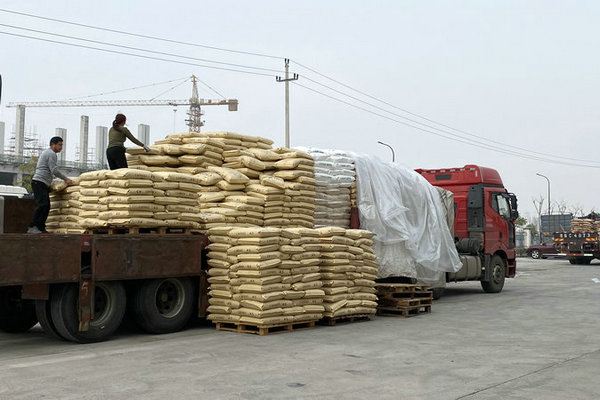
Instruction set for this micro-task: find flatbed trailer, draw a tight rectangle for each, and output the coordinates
[0,231,209,342]
[553,231,598,264]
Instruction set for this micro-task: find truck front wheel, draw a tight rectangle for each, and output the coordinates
[131,278,195,334]
[481,255,506,293]
[50,282,126,343]
[0,286,38,333]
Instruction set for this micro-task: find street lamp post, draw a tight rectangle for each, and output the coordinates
[536,173,551,216]
[377,141,395,162]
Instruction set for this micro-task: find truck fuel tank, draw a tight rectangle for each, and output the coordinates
[448,255,482,282]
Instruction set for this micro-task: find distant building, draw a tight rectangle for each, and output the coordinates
[138,124,150,145]
[95,126,108,166]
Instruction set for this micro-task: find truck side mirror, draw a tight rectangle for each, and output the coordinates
[508,193,519,219]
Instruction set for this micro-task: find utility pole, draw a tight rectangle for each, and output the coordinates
[276,59,298,148]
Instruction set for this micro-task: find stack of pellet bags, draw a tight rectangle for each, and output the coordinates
[297,147,356,228]
[205,226,378,326]
[571,218,596,232]
[44,131,379,328]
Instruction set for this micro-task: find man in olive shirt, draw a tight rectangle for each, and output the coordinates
[106,113,149,169]
[28,136,73,234]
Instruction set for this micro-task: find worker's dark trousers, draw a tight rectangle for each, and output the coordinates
[30,180,50,231]
[106,146,128,170]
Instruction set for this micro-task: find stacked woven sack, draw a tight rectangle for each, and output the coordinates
[571,218,595,232]
[151,171,203,229]
[318,227,378,319]
[78,169,160,230]
[204,166,265,227]
[299,148,355,228]
[219,147,316,228]
[273,149,316,228]
[126,132,226,174]
[77,168,203,231]
[205,226,379,326]
[205,226,325,326]
[46,178,84,234]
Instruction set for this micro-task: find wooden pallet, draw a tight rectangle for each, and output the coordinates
[85,226,193,235]
[377,304,432,318]
[319,314,372,326]
[214,320,316,335]
[378,297,432,308]
[375,283,431,294]
[376,284,433,302]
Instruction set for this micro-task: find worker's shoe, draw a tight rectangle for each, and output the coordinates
[27,226,42,234]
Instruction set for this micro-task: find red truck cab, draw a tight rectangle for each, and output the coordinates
[416,165,518,280]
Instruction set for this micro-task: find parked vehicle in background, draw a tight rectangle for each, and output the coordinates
[525,243,558,259]
[553,231,598,264]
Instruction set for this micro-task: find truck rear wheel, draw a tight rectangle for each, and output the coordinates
[481,255,506,293]
[0,286,38,333]
[51,282,126,343]
[131,277,195,334]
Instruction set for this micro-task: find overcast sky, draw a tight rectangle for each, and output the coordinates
[1,1,599,220]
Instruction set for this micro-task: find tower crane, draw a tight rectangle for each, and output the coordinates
[7,75,238,154]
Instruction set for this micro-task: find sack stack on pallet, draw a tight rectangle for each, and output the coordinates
[205,226,379,333]
[74,169,206,232]
[571,218,595,232]
[46,178,84,234]
[318,227,378,321]
[78,169,159,230]
[205,226,326,334]
[299,148,356,228]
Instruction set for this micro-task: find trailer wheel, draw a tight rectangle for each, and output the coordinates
[569,259,577,265]
[35,298,63,340]
[481,255,506,293]
[51,282,126,343]
[131,278,195,334]
[0,286,38,333]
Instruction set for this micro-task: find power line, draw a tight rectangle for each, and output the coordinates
[148,77,191,101]
[0,30,275,77]
[0,8,283,59]
[292,81,600,169]
[63,76,189,101]
[0,23,285,75]
[2,9,594,165]
[292,60,600,165]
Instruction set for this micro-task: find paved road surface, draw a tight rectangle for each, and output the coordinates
[1,257,599,399]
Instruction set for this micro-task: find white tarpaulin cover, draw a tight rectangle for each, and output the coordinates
[352,153,462,282]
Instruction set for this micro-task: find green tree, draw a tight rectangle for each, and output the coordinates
[515,216,527,227]
[17,156,38,193]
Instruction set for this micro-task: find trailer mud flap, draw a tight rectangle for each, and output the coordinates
[482,254,492,282]
[78,276,93,332]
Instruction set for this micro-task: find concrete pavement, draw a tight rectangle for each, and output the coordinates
[1,257,599,400]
